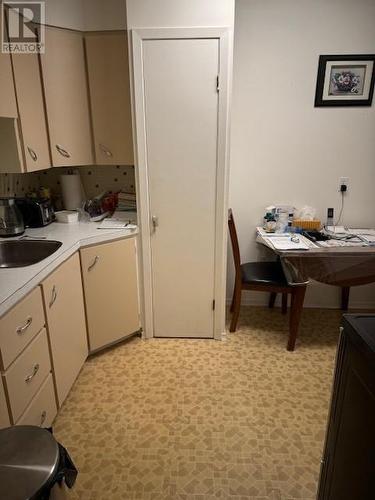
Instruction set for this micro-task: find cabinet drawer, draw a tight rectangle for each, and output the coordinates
[3,328,51,423]
[0,287,45,370]
[16,374,57,428]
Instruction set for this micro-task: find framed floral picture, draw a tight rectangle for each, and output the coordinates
[314,54,375,107]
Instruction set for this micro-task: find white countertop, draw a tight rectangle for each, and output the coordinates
[0,221,138,317]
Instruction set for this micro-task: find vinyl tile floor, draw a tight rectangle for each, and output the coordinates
[53,306,342,500]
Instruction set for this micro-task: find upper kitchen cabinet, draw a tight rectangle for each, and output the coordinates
[0,49,17,118]
[11,52,51,172]
[85,31,134,165]
[0,40,24,173]
[0,119,23,173]
[40,27,93,167]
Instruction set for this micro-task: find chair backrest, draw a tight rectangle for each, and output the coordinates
[228,209,242,279]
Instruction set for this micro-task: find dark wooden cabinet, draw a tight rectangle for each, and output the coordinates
[317,315,375,500]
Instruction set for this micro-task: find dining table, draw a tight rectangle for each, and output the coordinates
[256,229,375,349]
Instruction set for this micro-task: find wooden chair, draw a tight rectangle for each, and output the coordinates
[228,209,307,351]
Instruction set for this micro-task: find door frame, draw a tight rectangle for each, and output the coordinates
[130,27,232,340]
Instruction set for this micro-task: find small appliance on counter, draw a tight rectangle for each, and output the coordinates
[15,197,55,228]
[0,198,25,237]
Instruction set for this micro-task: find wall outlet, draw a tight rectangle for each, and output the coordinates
[339,177,349,191]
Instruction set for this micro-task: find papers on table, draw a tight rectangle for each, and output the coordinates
[346,229,375,245]
[318,239,365,248]
[257,226,375,250]
[358,235,375,245]
[325,226,348,234]
[347,228,375,236]
[262,235,312,251]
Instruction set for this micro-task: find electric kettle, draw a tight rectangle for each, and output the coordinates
[0,198,25,237]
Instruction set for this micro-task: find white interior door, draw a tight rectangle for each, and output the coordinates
[142,37,219,338]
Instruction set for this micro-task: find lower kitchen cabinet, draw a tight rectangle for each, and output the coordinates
[16,374,57,428]
[0,378,10,429]
[80,237,140,352]
[41,252,88,407]
[0,286,45,371]
[3,328,51,423]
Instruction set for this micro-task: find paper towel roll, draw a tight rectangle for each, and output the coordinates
[60,171,85,210]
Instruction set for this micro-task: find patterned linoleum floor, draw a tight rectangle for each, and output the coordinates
[53,306,342,500]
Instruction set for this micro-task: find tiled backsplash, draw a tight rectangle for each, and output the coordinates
[0,165,136,207]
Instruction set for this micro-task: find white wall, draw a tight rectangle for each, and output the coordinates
[83,0,127,31]
[44,0,85,30]
[24,0,126,30]
[229,0,375,309]
[126,0,234,28]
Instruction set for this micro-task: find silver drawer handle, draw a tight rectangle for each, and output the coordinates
[55,144,71,158]
[16,316,33,335]
[25,363,39,383]
[49,285,57,308]
[40,410,47,426]
[99,143,113,157]
[27,146,38,162]
[88,255,99,271]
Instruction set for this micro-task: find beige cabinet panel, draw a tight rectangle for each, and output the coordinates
[0,287,45,371]
[40,27,93,167]
[81,237,139,352]
[0,49,17,118]
[0,118,24,173]
[0,378,10,429]
[16,374,57,428]
[3,328,51,423]
[85,32,133,165]
[41,252,88,407]
[11,52,51,171]
[0,20,23,173]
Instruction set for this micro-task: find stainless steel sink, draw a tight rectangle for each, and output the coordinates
[0,240,62,268]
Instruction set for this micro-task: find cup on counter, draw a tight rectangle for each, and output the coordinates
[264,220,277,233]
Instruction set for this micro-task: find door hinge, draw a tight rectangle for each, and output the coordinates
[212,299,216,311]
[216,75,220,92]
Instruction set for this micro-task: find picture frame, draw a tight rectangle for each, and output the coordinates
[314,54,375,107]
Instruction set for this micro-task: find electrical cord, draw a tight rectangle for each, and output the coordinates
[323,191,351,240]
[335,191,345,226]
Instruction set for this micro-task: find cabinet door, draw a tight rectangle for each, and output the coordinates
[85,32,133,165]
[41,253,88,407]
[81,238,139,352]
[40,27,93,167]
[0,378,10,429]
[11,52,51,171]
[0,118,24,173]
[0,49,17,118]
[0,20,23,173]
